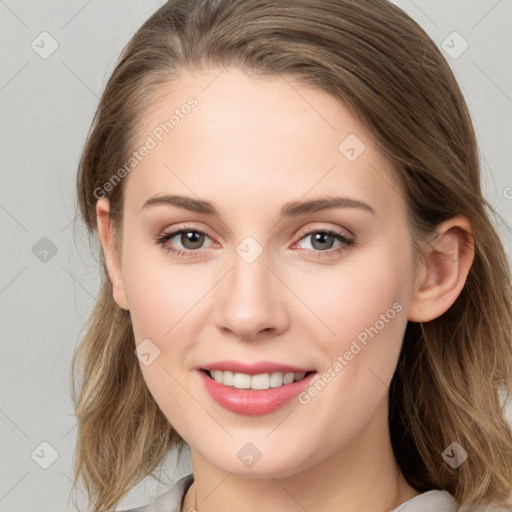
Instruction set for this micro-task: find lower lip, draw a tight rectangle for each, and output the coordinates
[198,370,316,416]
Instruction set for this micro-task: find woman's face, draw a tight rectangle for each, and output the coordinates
[104,68,420,477]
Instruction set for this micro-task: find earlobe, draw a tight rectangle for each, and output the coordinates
[96,198,129,310]
[408,216,474,322]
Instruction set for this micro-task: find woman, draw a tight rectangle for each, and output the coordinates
[70,1,512,511]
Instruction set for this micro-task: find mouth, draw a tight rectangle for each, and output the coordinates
[200,368,316,390]
[196,360,318,415]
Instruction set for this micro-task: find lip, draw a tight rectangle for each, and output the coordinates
[199,360,315,375]
[198,368,317,416]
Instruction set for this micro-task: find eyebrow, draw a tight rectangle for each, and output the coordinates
[140,194,376,217]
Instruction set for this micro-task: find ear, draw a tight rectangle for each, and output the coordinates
[408,215,474,322]
[96,197,129,310]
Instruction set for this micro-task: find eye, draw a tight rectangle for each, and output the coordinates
[293,228,355,257]
[155,225,356,259]
[154,226,215,257]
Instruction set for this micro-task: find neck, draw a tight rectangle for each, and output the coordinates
[182,397,419,512]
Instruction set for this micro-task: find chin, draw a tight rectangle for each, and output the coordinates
[200,442,319,480]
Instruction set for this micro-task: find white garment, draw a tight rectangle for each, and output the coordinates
[121,473,465,512]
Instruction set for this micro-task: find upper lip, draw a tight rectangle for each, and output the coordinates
[199,360,316,375]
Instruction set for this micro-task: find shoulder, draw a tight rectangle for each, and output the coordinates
[391,490,458,512]
[119,473,194,512]
[391,490,507,512]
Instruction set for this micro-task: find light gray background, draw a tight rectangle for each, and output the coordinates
[1,1,511,510]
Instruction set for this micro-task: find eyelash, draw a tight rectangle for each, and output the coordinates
[154,225,356,259]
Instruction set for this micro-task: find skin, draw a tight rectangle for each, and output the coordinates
[96,68,474,512]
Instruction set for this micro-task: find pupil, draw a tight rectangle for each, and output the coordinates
[181,231,204,249]
[312,232,334,250]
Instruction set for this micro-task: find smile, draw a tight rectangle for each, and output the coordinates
[205,369,313,390]
[198,369,318,416]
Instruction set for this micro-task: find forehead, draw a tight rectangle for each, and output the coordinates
[124,68,403,219]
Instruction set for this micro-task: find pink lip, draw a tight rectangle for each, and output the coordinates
[198,369,317,416]
[199,360,315,375]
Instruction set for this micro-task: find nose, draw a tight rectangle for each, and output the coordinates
[213,251,290,341]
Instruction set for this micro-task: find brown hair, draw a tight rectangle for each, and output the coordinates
[71,0,512,510]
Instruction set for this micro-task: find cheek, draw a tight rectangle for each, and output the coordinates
[300,247,411,338]
[121,239,208,344]
[297,242,413,389]
[121,244,205,432]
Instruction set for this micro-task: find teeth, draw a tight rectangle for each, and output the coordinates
[270,372,284,388]
[210,370,307,390]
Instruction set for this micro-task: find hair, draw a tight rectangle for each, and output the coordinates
[70,0,512,510]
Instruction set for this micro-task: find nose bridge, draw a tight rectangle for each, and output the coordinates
[231,248,271,301]
[214,242,288,338]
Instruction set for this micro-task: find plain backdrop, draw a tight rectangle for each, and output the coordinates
[0,1,511,510]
